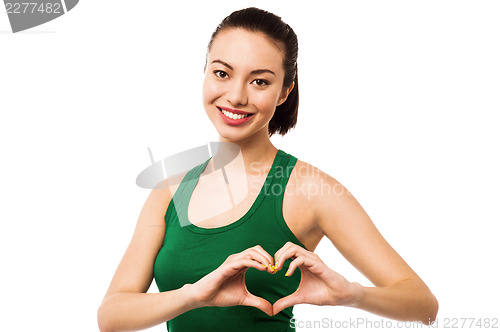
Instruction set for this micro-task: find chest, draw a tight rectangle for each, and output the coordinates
[187,169,262,228]
[185,163,321,251]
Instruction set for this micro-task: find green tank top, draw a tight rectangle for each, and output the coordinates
[153,149,306,331]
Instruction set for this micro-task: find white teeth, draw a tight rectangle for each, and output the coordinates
[221,109,251,120]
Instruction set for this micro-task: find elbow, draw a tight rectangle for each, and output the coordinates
[422,292,439,326]
[97,303,115,332]
[403,278,439,325]
[410,277,438,325]
[429,293,439,324]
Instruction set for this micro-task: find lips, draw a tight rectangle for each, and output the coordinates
[217,106,255,125]
[218,106,254,115]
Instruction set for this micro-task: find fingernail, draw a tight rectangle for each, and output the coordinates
[285,269,290,276]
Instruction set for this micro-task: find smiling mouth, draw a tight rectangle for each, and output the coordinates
[217,107,255,120]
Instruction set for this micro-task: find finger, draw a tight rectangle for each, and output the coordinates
[284,256,305,277]
[257,245,280,273]
[273,241,295,264]
[273,242,298,272]
[233,258,268,272]
[239,245,275,271]
[248,245,275,269]
[272,293,301,316]
[242,294,273,316]
[275,243,312,272]
[286,254,316,276]
[221,258,267,278]
[237,246,275,272]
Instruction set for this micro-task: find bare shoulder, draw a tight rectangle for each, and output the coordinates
[290,158,367,231]
[288,158,349,209]
[289,158,338,186]
[282,157,348,250]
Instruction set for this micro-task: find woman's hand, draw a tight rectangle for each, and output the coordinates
[189,245,275,316]
[273,242,357,315]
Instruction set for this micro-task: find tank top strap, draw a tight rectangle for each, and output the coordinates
[265,149,297,200]
[168,158,212,227]
[258,149,304,248]
[176,158,212,198]
[280,150,297,186]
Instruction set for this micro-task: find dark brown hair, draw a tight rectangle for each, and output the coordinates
[207,7,299,137]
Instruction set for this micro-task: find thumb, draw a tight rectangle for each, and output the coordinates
[242,294,273,316]
[273,293,301,316]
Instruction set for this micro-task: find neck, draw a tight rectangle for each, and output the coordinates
[215,126,279,173]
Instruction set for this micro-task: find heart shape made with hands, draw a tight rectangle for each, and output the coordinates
[209,242,344,316]
[243,258,302,315]
[239,242,347,316]
[245,260,299,297]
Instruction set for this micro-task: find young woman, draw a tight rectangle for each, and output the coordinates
[97,7,438,332]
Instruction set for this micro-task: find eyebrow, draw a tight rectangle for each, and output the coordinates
[211,59,275,76]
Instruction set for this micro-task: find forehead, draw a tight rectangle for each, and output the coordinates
[208,28,285,73]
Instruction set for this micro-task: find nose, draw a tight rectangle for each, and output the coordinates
[226,80,248,106]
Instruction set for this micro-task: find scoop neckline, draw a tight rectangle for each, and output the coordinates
[182,149,285,234]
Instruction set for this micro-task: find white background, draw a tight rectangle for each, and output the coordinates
[1,1,499,331]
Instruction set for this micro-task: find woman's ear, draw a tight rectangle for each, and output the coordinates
[277,82,295,106]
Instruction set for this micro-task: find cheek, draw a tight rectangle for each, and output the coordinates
[202,76,219,105]
[252,91,281,114]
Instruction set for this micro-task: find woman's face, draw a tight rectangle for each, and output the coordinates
[203,28,291,143]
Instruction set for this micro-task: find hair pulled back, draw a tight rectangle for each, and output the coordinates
[207,7,299,137]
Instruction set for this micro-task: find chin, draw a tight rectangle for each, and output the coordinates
[215,128,248,143]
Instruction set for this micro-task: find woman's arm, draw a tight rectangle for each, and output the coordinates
[97,181,275,332]
[313,174,438,323]
[97,184,200,332]
[273,172,438,324]
[347,278,438,324]
[98,286,199,332]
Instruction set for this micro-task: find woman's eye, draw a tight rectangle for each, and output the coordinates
[214,70,228,79]
[252,79,269,87]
